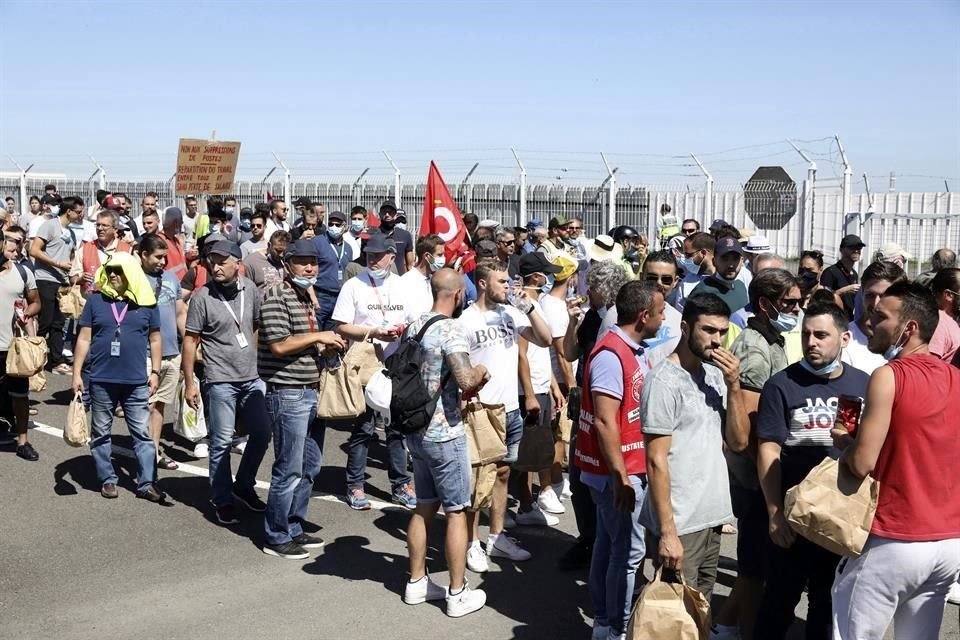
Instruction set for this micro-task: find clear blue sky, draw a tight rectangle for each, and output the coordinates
[1,0,958,191]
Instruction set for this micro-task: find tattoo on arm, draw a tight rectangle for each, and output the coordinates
[446,352,480,392]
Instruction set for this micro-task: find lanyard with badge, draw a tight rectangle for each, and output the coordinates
[332,242,345,283]
[110,302,127,357]
[214,286,248,348]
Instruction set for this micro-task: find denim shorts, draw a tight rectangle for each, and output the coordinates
[407,431,471,513]
[503,409,523,463]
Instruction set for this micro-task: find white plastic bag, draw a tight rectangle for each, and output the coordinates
[364,370,393,425]
[174,375,207,441]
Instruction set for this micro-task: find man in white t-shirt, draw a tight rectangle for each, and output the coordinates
[332,233,416,511]
[841,260,905,375]
[460,259,552,570]
[398,234,445,319]
[264,199,291,242]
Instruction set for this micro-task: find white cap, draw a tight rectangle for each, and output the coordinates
[876,241,912,261]
[743,234,773,254]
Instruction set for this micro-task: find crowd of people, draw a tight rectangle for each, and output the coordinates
[1,188,959,636]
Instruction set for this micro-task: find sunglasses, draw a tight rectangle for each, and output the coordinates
[105,266,123,276]
[251,223,264,228]
[568,226,582,231]
[643,274,676,285]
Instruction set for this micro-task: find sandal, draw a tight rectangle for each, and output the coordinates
[157,456,179,471]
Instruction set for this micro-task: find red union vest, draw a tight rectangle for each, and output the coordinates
[81,239,131,292]
[574,328,648,476]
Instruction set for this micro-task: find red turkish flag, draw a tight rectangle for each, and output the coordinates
[420,161,468,263]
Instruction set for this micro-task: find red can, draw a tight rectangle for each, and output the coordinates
[835,395,863,436]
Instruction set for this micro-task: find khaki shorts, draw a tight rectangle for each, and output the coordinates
[148,355,181,405]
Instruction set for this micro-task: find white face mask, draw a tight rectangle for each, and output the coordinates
[369,266,389,280]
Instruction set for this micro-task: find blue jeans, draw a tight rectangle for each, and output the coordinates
[201,379,271,507]
[346,407,410,492]
[588,477,648,635]
[407,432,471,513]
[503,409,523,463]
[263,387,322,545]
[89,382,156,493]
[314,291,338,331]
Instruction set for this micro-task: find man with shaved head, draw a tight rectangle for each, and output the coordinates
[402,267,491,617]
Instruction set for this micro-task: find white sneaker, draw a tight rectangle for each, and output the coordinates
[947,580,960,605]
[403,575,446,605]
[193,442,209,459]
[487,532,531,561]
[537,486,565,514]
[710,624,742,640]
[516,505,560,527]
[590,624,610,640]
[231,437,247,454]
[466,540,489,573]
[606,632,625,640]
[554,478,572,500]
[445,582,486,618]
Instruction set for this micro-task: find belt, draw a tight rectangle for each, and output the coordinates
[266,382,314,390]
[162,354,179,361]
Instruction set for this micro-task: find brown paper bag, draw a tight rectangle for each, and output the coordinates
[57,285,86,318]
[784,456,879,557]
[513,414,555,472]
[28,370,47,392]
[627,568,711,640]
[464,400,507,466]
[316,356,365,419]
[5,332,47,378]
[468,462,498,511]
[63,392,89,448]
[343,332,381,387]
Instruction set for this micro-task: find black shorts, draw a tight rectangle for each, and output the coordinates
[0,352,29,398]
[731,485,769,579]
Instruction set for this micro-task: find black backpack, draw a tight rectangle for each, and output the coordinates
[385,314,451,435]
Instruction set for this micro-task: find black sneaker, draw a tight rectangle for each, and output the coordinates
[16,442,39,461]
[233,486,267,512]
[215,503,240,525]
[292,533,325,549]
[263,541,309,560]
[557,539,593,571]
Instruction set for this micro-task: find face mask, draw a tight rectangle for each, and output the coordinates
[291,275,317,289]
[369,266,389,280]
[799,270,819,288]
[679,253,700,275]
[327,226,344,240]
[379,220,395,232]
[883,324,907,360]
[50,206,60,216]
[428,254,446,273]
[770,310,799,333]
[597,305,609,320]
[350,220,364,233]
[395,223,407,231]
[540,273,555,295]
[224,207,236,218]
[800,355,841,377]
[211,222,222,233]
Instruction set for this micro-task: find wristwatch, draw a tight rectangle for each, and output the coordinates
[150,370,160,377]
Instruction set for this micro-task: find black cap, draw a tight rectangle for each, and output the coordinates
[518,252,562,277]
[206,240,242,259]
[709,219,729,233]
[362,232,397,255]
[240,206,253,217]
[284,238,318,260]
[328,210,347,223]
[294,196,312,208]
[40,194,61,206]
[475,239,497,258]
[379,200,397,213]
[840,234,865,249]
[715,236,744,257]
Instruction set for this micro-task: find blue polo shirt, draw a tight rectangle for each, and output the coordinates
[313,233,353,295]
[79,292,160,385]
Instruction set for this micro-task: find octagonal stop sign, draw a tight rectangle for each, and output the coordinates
[744,166,798,230]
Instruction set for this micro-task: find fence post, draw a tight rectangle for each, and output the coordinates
[601,152,616,230]
[272,153,292,222]
[788,140,817,249]
[690,154,713,221]
[8,157,33,215]
[459,162,479,214]
[888,171,896,192]
[260,167,276,202]
[353,168,370,206]
[383,151,401,210]
[511,148,527,226]
[836,135,852,219]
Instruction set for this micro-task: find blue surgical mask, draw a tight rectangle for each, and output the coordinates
[800,356,841,377]
[350,220,364,233]
[428,254,446,273]
[597,305,609,320]
[224,207,236,218]
[395,222,407,231]
[291,275,317,289]
[883,325,907,360]
[679,254,700,276]
[327,226,344,240]
[770,310,799,333]
[369,266,389,280]
[540,273,555,295]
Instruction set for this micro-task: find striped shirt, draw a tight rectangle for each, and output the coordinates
[258,281,322,385]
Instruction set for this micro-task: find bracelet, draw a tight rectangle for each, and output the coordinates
[150,370,160,376]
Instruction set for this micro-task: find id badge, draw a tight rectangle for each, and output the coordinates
[110,340,121,357]
[337,269,343,282]
[235,333,249,349]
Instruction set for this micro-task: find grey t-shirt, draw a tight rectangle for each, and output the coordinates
[0,264,37,351]
[639,358,734,536]
[185,276,260,383]
[34,218,77,284]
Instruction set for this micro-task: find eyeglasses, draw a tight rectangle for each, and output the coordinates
[779,297,803,310]
[105,267,123,276]
[251,223,264,229]
[568,226,582,231]
[95,224,114,229]
[643,274,676,285]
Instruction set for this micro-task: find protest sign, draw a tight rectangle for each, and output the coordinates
[175,138,241,195]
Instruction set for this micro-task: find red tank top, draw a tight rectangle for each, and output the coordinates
[871,354,960,541]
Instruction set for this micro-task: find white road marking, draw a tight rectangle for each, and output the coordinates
[32,423,401,511]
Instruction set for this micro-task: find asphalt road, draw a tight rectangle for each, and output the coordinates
[1,373,957,640]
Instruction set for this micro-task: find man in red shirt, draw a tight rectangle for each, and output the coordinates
[158,207,187,281]
[832,281,960,639]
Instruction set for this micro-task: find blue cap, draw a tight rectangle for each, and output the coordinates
[284,238,318,260]
[526,218,544,230]
[362,232,397,255]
